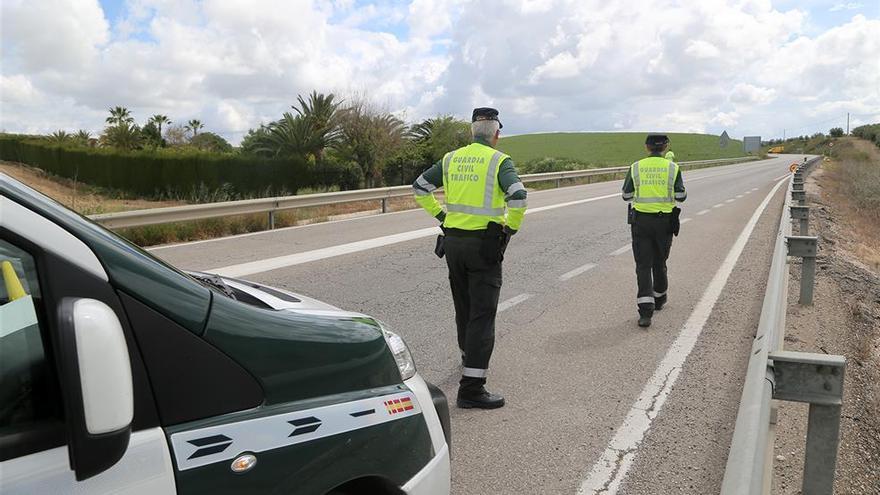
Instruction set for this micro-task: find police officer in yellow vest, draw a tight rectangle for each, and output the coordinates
[622,134,687,327]
[412,108,527,409]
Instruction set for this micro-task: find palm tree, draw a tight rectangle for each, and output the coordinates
[74,130,92,147]
[48,130,71,145]
[293,91,341,162]
[185,119,204,137]
[149,114,172,136]
[100,122,142,150]
[106,106,134,126]
[256,113,317,158]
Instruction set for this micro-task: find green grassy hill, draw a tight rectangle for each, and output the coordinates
[497,132,747,166]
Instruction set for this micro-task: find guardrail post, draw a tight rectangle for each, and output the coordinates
[555,178,562,188]
[268,210,275,229]
[769,351,845,495]
[792,190,806,206]
[790,206,810,235]
[787,236,818,305]
[381,198,388,213]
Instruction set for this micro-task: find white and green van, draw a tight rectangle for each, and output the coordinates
[0,174,451,495]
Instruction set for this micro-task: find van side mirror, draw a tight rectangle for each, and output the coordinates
[57,298,134,481]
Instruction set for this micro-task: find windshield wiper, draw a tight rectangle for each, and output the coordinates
[190,273,237,300]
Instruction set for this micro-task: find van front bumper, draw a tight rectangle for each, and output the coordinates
[403,374,451,495]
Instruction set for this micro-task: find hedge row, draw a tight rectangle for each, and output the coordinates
[852,124,880,148]
[0,134,363,198]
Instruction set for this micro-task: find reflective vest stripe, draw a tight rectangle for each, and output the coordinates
[666,161,675,202]
[442,151,455,185]
[479,151,504,211]
[447,204,506,216]
[505,181,525,197]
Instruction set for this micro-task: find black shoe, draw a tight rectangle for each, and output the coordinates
[457,389,505,409]
[638,316,652,327]
[655,297,667,311]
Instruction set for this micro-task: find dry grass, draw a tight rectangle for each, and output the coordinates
[822,138,880,270]
[1,160,184,215]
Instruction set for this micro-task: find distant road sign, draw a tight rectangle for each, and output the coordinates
[720,131,730,148]
[789,163,798,173]
[743,136,761,153]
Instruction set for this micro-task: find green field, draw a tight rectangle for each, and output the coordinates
[497,132,747,166]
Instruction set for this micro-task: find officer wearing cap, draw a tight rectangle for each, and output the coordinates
[412,107,527,409]
[665,150,675,161]
[621,134,687,327]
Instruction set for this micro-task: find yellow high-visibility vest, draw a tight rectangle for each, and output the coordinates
[631,157,678,214]
[441,143,509,230]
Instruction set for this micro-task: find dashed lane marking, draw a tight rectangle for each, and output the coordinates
[725,199,736,203]
[498,293,533,312]
[697,209,710,216]
[577,175,791,494]
[713,203,725,209]
[680,218,692,224]
[559,263,597,281]
[736,195,744,199]
[610,245,632,256]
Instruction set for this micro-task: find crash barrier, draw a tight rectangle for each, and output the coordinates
[90,156,757,229]
[721,157,846,495]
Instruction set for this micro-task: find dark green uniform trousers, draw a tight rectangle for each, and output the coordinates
[443,234,502,393]
[631,211,674,317]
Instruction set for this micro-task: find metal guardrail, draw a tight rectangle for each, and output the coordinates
[89,156,757,229]
[721,157,846,495]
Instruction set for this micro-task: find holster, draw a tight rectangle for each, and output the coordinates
[627,204,635,225]
[480,222,509,264]
[671,206,682,236]
[434,234,446,258]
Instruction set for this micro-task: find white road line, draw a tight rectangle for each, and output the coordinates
[696,209,710,216]
[209,192,623,277]
[577,176,790,495]
[744,191,752,195]
[211,227,440,278]
[736,194,744,199]
[527,193,620,213]
[680,218,692,224]
[498,293,533,312]
[772,173,791,181]
[712,203,724,209]
[751,187,759,192]
[610,245,632,256]
[725,199,736,203]
[559,263,597,281]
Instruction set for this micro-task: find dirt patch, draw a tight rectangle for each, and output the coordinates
[772,158,880,494]
[1,160,184,215]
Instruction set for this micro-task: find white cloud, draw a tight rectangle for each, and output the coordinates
[0,0,878,144]
[829,3,862,12]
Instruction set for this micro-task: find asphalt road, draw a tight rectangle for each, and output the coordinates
[153,155,806,494]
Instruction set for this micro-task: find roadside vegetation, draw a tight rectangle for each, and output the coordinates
[822,136,880,269]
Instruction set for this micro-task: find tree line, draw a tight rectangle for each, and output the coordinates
[42,91,473,189]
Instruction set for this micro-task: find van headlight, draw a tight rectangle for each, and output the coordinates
[381,325,416,381]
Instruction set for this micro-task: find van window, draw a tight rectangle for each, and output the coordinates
[0,239,64,460]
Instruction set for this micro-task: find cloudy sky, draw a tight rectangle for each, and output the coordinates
[2,0,878,144]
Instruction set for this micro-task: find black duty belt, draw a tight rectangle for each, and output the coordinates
[634,210,672,217]
[444,228,486,238]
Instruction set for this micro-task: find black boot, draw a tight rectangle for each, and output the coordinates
[654,295,667,311]
[457,386,505,409]
[638,316,652,327]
